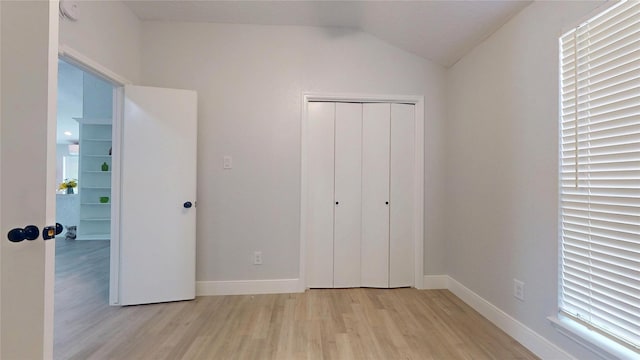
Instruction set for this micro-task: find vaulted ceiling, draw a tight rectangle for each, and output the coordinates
[58,1,532,144]
[125,0,532,68]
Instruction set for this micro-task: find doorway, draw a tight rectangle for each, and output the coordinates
[301,93,426,290]
[54,58,115,356]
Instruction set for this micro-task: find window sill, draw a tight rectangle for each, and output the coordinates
[548,315,639,360]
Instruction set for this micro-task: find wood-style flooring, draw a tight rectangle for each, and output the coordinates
[54,239,538,359]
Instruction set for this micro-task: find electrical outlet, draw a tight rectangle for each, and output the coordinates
[253,251,262,265]
[223,156,233,169]
[514,279,525,301]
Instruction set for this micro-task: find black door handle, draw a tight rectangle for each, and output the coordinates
[183,201,193,209]
[42,223,64,240]
[7,225,40,242]
[56,223,64,235]
[8,228,25,242]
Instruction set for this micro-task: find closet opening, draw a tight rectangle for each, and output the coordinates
[301,94,425,291]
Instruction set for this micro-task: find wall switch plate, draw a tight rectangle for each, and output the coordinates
[223,156,232,169]
[253,251,262,265]
[514,279,525,301]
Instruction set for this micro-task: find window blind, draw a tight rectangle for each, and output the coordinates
[559,0,640,350]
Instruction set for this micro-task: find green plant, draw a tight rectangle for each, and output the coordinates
[58,178,78,190]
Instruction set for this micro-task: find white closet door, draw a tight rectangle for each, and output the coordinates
[389,104,415,287]
[361,103,391,288]
[306,102,335,288]
[334,103,363,288]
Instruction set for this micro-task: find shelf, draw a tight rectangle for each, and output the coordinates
[75,234,110,241]
[73,117,112,125]
[79,121,112,241]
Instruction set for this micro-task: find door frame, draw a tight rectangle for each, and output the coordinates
[300,92,425,290]
[58,45,131,305]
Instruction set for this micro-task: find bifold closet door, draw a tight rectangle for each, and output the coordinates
[334,103,363,288]
[389,104,415,287]
[361,103,391,288]
[306,102,335,288]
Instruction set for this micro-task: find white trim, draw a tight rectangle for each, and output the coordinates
[58,45,132,86]
[304,93,425,104]
[109,87,123,306]
[423,275,449,289]
[44,2,60,357]
[548,316,639,360]
[196,279,303,296]
[447,276,575,360]
[300,92,425,290]
[299,97,309,292]
[413,100,424,290]
[56,46,127,306]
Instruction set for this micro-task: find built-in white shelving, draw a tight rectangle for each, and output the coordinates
[76,118,112,241]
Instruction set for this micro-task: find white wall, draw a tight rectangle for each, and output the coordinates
[140,23,447,281]
[59,0,141,83]
[446,1,607,358]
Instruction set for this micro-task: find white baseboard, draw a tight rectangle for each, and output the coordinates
[423,275,449,289]
[447,276,575,360]
[196,278,302,296]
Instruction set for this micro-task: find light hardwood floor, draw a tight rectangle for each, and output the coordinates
[55,239,538,359]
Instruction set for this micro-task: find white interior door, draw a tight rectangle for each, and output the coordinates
[334,103,362,288]
[118,85,197,305]
[361,103,391,288]
[306,102,335,288]
[389,104,415,287]
[1,1,58,358]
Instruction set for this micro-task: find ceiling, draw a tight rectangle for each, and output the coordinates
[125,0,532,68]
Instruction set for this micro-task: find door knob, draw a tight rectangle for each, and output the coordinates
[24,225,40,240]
[385,201,389,205]
[7,225,40,243]
[183,201,193,208]
[7,228,25,242]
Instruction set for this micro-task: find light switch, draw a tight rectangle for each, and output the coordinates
[223,156,232,169]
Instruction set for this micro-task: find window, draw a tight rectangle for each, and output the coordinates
[559,0,640,351]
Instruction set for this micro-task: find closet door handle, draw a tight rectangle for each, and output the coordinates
[385,201,389,205]
[335,201,339,205]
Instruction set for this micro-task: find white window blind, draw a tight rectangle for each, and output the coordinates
[560,0,640,350]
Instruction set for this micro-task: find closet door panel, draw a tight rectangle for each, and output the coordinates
[389,104,415,287]
[334,103,363,288]
[307,102,335,288]
[361,103,391,288]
